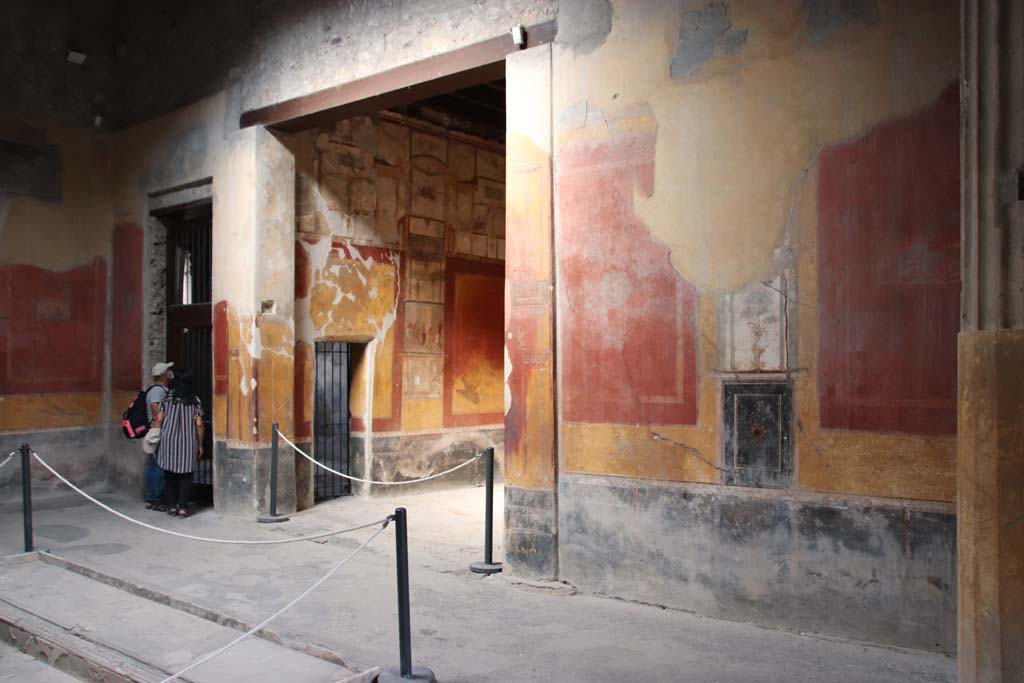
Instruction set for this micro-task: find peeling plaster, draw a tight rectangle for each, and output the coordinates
[802,0,880,45]
[555,0,959,292]
[670,1,748,80]
[503,342,513,416]
[556,0,614,55]
[296,237,400,433]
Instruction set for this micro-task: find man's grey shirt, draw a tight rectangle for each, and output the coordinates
[145,385,168,423]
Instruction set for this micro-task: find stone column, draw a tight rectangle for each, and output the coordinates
[958,2,1024,681]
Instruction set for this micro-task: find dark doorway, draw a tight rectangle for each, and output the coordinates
[157,200,214,502]
[314,341,353,500]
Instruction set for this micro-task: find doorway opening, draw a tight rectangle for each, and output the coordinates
[291,76,507,505]
[155,200,214,505]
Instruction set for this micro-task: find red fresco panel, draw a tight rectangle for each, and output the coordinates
[213,301,229,396]
[295,239,311,300]
[817,83,960,434]
[294,340,311,438]
[444,258,505,427]
[558,133,699,426]
[0,257,107,393]
[111,224,143,390]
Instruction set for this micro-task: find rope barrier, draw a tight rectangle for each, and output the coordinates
[0,452,14,470]
[158,519,390,683]
[31,451,387,546]
[277,431,483,486]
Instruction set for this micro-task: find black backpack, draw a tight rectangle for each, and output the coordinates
[122,385,157,439]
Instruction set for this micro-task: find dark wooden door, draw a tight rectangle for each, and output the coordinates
[314,341,352,500]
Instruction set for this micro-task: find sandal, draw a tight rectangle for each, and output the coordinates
[145,502,155,510]
[176,506,191,518]
[153,504,170,512]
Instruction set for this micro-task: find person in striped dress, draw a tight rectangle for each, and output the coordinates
[153,368,204,517]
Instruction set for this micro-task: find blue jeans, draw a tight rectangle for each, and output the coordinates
[144,454,165,502]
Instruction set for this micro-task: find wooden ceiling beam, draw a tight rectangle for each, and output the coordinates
[240,20,554,132]
[447,90,505,114]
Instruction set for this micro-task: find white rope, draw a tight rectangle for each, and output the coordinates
[278,431,483,486]
[158,520,389,683]
[0,452,14,470]
[31,451,386,546]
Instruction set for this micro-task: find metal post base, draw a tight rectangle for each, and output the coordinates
[257,514,290,524]
[469,561,503,575]
[378,666,436,682]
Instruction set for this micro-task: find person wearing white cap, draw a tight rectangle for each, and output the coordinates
[143,362,173,508]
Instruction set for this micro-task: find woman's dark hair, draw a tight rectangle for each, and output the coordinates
[171,368,199,405]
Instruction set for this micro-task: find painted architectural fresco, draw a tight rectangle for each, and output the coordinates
[558,133,699,427]
[0,116,126,435]
[0,258,108,430]
[553,0,960,500]
[0,258,107,395]
[817,84,960,436]
[293,114,506,442]
[445,259,505,426]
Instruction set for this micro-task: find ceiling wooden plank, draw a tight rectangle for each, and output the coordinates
[448,85,506,113]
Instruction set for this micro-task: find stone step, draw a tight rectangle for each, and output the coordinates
[0,552,379,683]
[0,637,86,682]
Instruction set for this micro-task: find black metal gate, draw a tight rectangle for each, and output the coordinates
[160,201,214,494]
[174,325,213,488]
[314,341,352,500]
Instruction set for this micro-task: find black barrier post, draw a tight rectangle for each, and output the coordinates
[21,443,33,553]
[470,447,502,574]
[257,423,289,524]
[379,508,435,683]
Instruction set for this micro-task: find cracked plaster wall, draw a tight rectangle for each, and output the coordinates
[554,0,959,502]
[551,0,960,647]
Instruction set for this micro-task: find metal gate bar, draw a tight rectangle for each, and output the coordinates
[169,221,213,488]
[177,325,213,486]
[314,341,351,500]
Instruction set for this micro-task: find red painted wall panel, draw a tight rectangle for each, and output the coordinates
[111,224,143,390]
[294,340,311,438]
[444,258,504,427]
[0,257,106,393]
[295,240,310,300]
[558,134,699,426]
[817,83,960,434]
[213,300,228,396]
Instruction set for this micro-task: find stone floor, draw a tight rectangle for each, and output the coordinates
[0,481,956,683]
[0,639,82,683]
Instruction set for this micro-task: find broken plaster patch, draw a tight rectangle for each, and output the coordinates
[802,0,880,45]
[556,0,614,55]
[670,1,749,80]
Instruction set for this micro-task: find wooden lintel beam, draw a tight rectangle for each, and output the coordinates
[241,20,556,132]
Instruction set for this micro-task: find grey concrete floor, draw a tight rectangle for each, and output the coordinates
[0,481,956,683]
